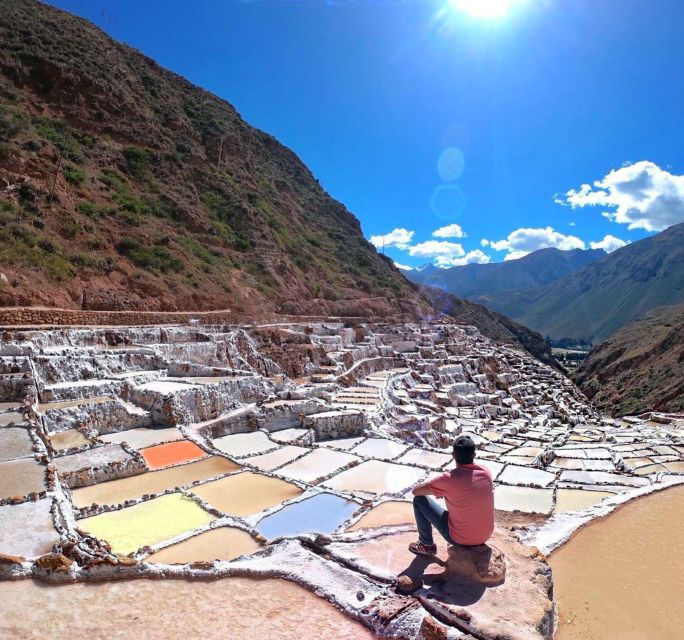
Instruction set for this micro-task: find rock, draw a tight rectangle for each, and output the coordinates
[33,553,73,573]
[444,543,506,586]
[418,615,449,640]
[396,574,423,594]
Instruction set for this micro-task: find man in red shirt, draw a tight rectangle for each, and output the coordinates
[409,435,494,556]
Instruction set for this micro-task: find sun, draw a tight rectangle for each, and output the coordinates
[450,0,519,20]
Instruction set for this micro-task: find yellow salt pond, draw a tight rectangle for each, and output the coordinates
[553,489,614,514]
[0,577,375,640]
[79,493,216,555]
[47,429,91,450]
[71,456,239,508]
[146,526,261,564]
[191,471,302,516]
[550,485,684,640]
[347,500,415,531]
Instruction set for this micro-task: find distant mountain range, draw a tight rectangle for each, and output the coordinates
[574,304,684,416]
[408,223,684,343]
[409,247,606,303]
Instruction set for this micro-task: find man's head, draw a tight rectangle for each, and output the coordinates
[453,435,476,465]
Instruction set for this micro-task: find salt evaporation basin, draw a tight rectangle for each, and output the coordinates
[553,488,615,514]
[0,411,24,426]
[79,492,216,555]
[146,526,260,563]
[191,471,302,516]
[497,465,556,488]
[0,577,375,640]
[141,440,206,470]
[322,460,425,496]
[48,428,91,450]
[212,431,277,457]
[276,448,360,484]
[351,438,408,460]
[551,485,684,640]
[0,457,46,499]
[71,456,240,508]
[396,448,453,470]
[0,426,34,462]
[258,492,358,539]
[494,485,554,514]
[347,500,415,531]
[318,436,365,451]
[243,445,309,471]
[0,498,60,558]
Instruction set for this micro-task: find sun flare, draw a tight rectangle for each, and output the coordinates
[450,0,518,20]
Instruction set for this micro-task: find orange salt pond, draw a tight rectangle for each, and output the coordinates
[347,501,415,531]
[550,485,684,640]
[191,471,302,516]
[0,577,375,640]
[141,440,206,470]
[71,456,239,508]
[146,526,260,564]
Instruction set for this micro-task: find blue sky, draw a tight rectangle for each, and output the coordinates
[49,0,684,268]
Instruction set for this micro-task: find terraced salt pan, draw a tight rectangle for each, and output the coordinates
[52,444,136,476]
[212,431,276,457]
[71,456,240,508]
[48,429,91,450]
[244,445,310,471]
[270,427,309,444]
[494,485,554,514]
[322,460,426,496]
[100,426,183,449]
[0,426,34,462]
[559,470,650,487]
[347,500,415,531]
[276,448,360,484]
[0,498,60,558]
[141,440,206,470]
[498,464,556,488]
[79,492,216,555]
[0,576,375,640]
[191,471,302,516]
[396,448,453,469]
[351,437,408,460]
[258,492,358,539]
[0,457,46,499]
[0,411,24,426]
[553,489,615,514]
[146,526,261,563]
[37,396,114,413]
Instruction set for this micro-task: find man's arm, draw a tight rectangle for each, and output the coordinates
[412,479,436,496]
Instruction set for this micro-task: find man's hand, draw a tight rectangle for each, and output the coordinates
[411,480,435,496]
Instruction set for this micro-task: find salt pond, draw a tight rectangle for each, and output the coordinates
[551,485,684,640]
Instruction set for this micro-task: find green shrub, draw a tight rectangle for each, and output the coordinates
[63,164,85,185]
[36,119,83,162]
[123,146,151,178]
[117,237,183,273]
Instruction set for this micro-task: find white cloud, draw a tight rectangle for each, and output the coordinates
[432,223,467,239]
[556,161,684,232]
[369,227,414,250]
[440,249,491,267]
[393,261,413,271]
[407,240,466,267]
[590,234,628,253]
[481,226,585,260]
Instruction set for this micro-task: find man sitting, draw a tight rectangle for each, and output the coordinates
[409,435,494,556]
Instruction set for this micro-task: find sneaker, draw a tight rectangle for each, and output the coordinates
[408,541,437,556]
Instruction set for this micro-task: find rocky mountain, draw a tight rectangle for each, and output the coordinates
[0,0,422,317]
[407,247,605,309]
[573,304,684,416]
[511,222,684,343]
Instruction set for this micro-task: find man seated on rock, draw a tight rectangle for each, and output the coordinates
[409,435,494,556]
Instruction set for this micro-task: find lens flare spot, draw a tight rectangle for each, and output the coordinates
[437,147,465,182]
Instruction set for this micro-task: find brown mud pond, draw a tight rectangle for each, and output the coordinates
[550,484,684,640]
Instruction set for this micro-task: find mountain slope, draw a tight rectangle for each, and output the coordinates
[573,304,684,416]
[0,0,419,316]
[513,223,684,342]
[407,248,605,310]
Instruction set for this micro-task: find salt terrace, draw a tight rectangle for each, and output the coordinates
[0,320,682,639]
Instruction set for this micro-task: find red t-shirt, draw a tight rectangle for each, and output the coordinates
[428,463,494,545]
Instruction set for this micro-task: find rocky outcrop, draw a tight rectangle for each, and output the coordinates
[443,542,506,586]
